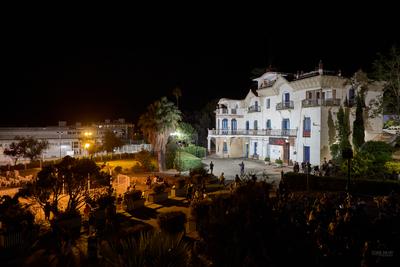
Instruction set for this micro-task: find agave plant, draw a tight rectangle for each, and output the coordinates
[100,231,190,267]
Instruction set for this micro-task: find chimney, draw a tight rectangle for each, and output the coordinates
[118,118,125,123]
[76,122,82,127]
[296,71,300,79]
[58,121,67,127]
[105,119,110,124]
[338,69,342,77]
[318,60,323,75]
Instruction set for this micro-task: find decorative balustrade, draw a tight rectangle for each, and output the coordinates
[208,129,297,137]
[248,105,261,113]
[276,101,294,110]
[301,98,341,108]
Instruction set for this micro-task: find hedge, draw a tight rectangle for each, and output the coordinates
[181,145,206,158]
[282,172,400,195]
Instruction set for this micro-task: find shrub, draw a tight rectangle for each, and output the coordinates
[190,166,208,177]
[385,161,400,174]
[182,145,206,158]
[275,159,283,165]
[157,211,187,234]
[152,184,166,194]
[114,166,123,174]
[131,163,145,173]
[174,178,186,189]
[264,157,270,162]
[134,150,157,171]
[124,190,143,201]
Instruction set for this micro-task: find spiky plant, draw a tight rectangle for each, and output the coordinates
[100,231,190,267]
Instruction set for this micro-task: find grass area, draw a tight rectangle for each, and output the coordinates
[97,159,140,172]
[177,151,203,171]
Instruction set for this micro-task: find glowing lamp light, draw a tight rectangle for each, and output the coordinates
[84,132,93,136]
[84,143,90,149]
[170,131,182,138]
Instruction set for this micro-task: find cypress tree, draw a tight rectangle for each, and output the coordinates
[352,94,365,150]
[328,109,336,145]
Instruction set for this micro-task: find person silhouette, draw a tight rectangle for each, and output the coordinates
[209,161,214,175]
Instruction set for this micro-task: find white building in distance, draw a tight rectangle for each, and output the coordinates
[207,64,383,166]
[0,119,136,165]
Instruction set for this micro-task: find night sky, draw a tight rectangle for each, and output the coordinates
[2,6,399,127]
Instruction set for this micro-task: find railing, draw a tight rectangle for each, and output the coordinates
[208,129,297,137]
[276,101,294,110]
[248,105,261,113]
[259,80,276,89]
[301,98,341,108]
[216,108,228,114]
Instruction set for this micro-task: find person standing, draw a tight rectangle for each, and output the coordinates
[44,201,51,220]
[209,161,214,175]
[219,172,225,186]
[239,161,245,176]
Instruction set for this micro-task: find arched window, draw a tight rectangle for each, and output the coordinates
[222,119,228,134]
[231,119,237,133]
[266,119,271,129]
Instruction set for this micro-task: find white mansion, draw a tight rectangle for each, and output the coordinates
[207,64,384,166]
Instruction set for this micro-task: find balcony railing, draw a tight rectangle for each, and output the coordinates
[276,101,294,110]
[248,105,261,113]
[259,80,276,89]
[301,98,341,108]
[216,108,229,114]
[208,129,297,137]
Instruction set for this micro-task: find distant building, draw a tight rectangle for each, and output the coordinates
[0,119,138,165]
[207,65,384,166]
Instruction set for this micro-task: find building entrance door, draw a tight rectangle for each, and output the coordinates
[283,142,290,164]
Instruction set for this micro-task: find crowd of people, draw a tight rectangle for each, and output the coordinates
[271,189,400,265]
[292,158,337,176]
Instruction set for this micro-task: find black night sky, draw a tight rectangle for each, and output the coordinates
[2,6,399,126]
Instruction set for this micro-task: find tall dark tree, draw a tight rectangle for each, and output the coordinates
[332,105,352,162]
[372,46,400,121]
[352,93,365,150]
[187,99,218,147]
[102,130,124,153]
[328,109,336,146]
[138,97,182,171]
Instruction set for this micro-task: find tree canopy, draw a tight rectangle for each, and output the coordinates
[138,97,181,171]
[3,136,49,165]
[102,130,123,153]
[372,46,400,121]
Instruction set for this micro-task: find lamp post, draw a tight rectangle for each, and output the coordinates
[342,148,353,193]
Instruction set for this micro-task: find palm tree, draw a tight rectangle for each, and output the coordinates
[172,87,182,108]
[138,97,181,171]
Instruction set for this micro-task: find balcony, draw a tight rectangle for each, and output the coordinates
[301,98,341,108]
[259,80,276,89]
[216,108,229,114]
[248,105,261,113]
[276,101,294,110]
[208,129,297,137]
